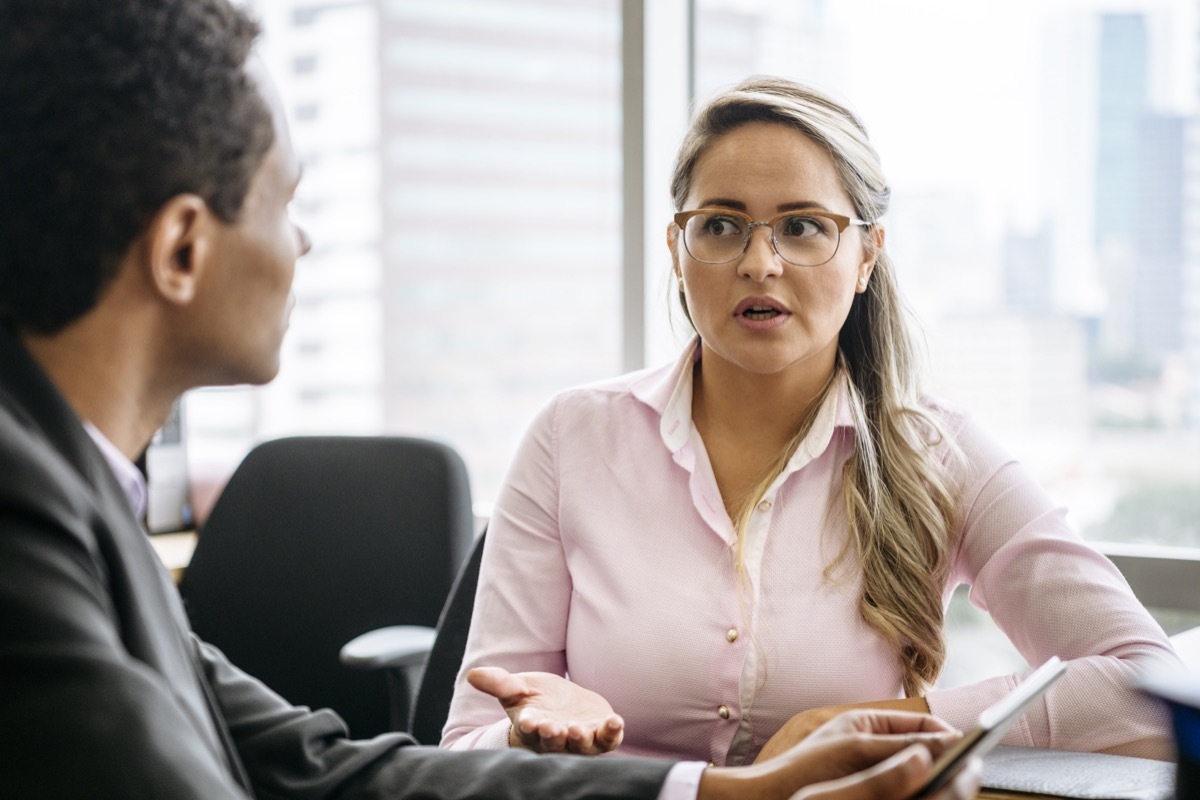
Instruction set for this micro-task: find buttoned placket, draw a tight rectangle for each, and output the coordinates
[721,385,847,766]
[651,343,851,766]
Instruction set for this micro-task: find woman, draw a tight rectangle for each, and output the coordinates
[441,77,1179,766]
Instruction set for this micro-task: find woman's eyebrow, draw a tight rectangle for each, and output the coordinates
[777,201,832,212]
[696,198,747,210]
[693,199,835,214]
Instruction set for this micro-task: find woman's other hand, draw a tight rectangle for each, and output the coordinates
[466,666,624,755]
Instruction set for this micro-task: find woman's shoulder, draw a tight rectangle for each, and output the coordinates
[545,358,679,415]
[916,393,972,436]
[915,393,1022,485]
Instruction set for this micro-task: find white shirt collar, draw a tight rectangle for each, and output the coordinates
[83,421,148,520]
[646,336,855,461]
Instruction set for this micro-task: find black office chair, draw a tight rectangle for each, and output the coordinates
[179,435,475,738]
[341,527,487,744]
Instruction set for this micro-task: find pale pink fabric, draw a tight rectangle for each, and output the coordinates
[442,339,1178,765]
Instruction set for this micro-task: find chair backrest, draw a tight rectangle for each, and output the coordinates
[409,527,487,745]
[179,435,474,738]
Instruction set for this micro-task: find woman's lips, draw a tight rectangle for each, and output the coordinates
[734,297,790,331]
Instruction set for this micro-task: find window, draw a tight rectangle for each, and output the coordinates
[191,0,1200,560]
[291,6,319,26]
[292,53,318,74]
[690,0,1200,681]
[692,0,1200,554]
[187,0,623,518]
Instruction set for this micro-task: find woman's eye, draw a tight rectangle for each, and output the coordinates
[703,216,743,236]
[780,216,826,237]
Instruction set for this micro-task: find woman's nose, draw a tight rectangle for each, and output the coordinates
[737,226,784,281]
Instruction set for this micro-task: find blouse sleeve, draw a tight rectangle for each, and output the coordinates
[924,411,1180,755]
[440,397,570,750]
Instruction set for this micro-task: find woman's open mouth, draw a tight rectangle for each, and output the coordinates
[742,305,782,321]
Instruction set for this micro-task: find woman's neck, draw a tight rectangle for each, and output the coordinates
[691,343,837,451]
[690,342,838,519]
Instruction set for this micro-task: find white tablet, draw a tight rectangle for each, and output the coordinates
[916,656,1067,797]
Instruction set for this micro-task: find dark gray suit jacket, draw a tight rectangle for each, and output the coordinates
[0,327,674,799]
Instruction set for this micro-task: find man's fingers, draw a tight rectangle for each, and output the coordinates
[832,709,959,736]
[784,734,923,786]
[876,711,957,735]
[908,730,963,760]
[793,744,932,800]
[938,757,982,800]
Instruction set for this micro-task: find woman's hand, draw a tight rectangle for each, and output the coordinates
[700,708,975,800]
[755,696,934,764]
[466,666,624,755]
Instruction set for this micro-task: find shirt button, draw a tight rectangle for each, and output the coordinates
[757,499,772,512]
[726,627,739,643]
[717,705,730,719]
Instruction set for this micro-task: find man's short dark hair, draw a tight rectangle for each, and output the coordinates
[0,0,276,334]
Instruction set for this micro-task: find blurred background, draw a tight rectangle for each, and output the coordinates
[170,0,1200,684]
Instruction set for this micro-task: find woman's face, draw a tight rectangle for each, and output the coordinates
[669,121,878,382]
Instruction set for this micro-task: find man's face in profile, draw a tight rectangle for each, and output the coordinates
[185,59,311,387]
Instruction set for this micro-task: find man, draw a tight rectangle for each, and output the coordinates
[0,1,980,797]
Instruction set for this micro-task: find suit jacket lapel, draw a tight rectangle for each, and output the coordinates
[0,326,254,794]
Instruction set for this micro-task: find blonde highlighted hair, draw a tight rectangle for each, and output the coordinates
[670,77,959,696]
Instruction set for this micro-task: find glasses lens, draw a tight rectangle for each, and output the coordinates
[773,214,840,266]
[683,212,748,263]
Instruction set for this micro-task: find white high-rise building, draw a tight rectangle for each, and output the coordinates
[186,0,385,515]
[1185,4,1200,429]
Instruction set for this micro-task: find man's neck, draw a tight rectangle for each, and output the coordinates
[20,310,179,461]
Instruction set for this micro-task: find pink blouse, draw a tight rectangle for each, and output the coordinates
[442,340,1178,765]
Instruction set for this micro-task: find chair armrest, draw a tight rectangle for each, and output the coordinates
[340,625,436,670]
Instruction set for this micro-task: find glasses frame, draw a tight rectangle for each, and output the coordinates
[672,208,871,267]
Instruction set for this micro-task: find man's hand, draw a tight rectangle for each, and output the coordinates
[700,709,978,800]
[755,697,933,763]
[466,666,624,755]
[790,745,981,800]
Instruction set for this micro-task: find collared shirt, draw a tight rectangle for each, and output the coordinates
[444,338,1178,764]
[84,420,147,519]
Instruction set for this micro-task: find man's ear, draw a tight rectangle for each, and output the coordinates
[144,194,215,306]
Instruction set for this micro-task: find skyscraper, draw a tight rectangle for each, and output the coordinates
[1184,1,1200,428]
[1003,223,1054,315]
[375,0,624,495]
[1137,112,1186,353]
[1094,12,1187,363]
[185,0,386,516]
[1094,13,1149,358]
[1095,13,1148,251]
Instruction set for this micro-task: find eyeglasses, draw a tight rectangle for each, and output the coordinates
[673,208,870,267]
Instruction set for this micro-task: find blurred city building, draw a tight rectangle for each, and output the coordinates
[180,0,1200,544]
